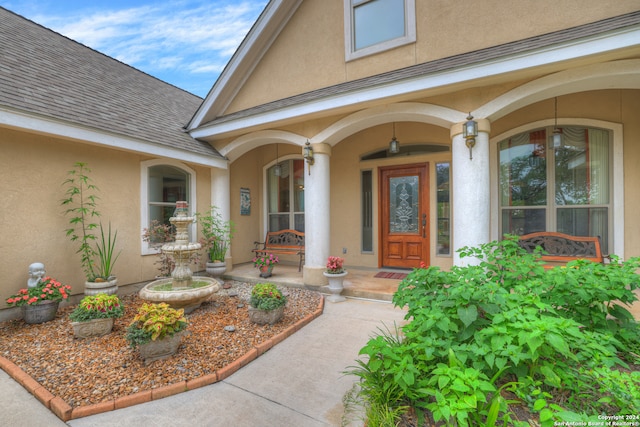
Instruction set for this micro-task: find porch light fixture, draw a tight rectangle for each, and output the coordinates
[552,97,562,148]
[463,113,478,160]
[389,123,400,154]
[274,143,281,177]
[303,140,314,175]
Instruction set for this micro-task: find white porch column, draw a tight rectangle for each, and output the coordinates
[303,142,331,286]
[211,166,232,265]
[451,119,491,266]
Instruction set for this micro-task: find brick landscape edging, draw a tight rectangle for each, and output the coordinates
[0,295,325,421]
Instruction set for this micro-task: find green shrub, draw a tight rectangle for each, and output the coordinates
[348,236,640,426]
[249,283,287,310]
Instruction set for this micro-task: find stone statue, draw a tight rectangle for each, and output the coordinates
[28,262,46,288]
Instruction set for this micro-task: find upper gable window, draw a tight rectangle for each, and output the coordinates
[345,0,416,61]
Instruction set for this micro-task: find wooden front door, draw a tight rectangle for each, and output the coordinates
[379,164,430,268]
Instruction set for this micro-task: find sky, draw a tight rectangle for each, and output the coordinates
[0,0,270,97]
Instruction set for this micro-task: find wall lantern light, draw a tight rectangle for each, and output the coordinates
[552,97,563,148]
[463,113,478,159]
[389,123,400,154]
[303,140,314,175]
[274,143,282,177]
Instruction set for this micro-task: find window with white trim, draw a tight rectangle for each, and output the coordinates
[141,160,196,254]
[267,159,305,232]
[344,0,416,61]
[498,126,612,252]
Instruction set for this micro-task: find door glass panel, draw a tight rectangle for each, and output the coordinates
[389,175,418,233]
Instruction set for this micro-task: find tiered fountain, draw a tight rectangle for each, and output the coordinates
[139,201,219,313]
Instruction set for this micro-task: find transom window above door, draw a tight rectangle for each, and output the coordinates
[498,126,611,253]
[344,0,416,61]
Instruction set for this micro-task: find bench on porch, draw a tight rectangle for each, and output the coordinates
[252,229,305,272]
[517,231,604,268]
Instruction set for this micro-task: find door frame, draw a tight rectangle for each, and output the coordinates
[378,163,430,268]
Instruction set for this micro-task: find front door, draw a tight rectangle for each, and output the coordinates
[379,164,430,268]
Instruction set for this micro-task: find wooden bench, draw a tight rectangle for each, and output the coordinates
[517,231,604,268]
[252,229,305,271]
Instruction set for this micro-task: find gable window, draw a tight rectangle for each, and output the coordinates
[141,160,196,254]
[345,0,416,61]
[268,159,305,232]
[498,126,611,252]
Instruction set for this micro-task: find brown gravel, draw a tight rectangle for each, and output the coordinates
[0,282,322,408]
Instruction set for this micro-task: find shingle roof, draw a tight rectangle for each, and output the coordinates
[0,7,220,158]
[202,10,640,128]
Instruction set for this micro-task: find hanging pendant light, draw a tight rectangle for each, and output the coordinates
[274,143,282,176]
[553,97,562,148]
[389,123,400,154]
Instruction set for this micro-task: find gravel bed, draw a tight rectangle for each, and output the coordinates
[0,282,322,408]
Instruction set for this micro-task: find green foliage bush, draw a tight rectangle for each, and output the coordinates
[249,283,287,311]
[347,236,640,426]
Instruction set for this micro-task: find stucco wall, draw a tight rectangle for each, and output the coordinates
[0,128,212,313]
[226,0,640,114]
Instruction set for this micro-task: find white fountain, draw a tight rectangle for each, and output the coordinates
[139,201,220,313]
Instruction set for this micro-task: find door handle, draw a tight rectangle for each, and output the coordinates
[422,213,427,238]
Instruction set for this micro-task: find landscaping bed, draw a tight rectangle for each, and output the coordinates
[0,282,321,409]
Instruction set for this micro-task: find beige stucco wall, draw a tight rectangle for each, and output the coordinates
[0,128,213,313]
[226,0,640,114]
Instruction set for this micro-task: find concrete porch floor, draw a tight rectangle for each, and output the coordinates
[224,262,406,302]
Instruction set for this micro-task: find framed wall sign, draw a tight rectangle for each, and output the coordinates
[240,188,251,215]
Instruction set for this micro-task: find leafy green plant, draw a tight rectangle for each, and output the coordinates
[348,236,640,425]
[196,206,235,262]
[125,303,187,348]
[69,294,124,322]
[61,162,120,281]
[249,283,287,310]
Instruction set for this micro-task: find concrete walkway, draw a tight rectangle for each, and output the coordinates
[1,298,407,427]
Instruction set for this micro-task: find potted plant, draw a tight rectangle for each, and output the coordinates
[61,162,121,295]
[69,294,124,338]
[6,277,72,324]
[253,253,279,278]
[125,302,188,364]
[196,206,235,277]
[142,219,176,278]
[323,256,348,302]
[248,283,287,325]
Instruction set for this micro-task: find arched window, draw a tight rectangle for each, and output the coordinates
[267,159,305,232]
[498,126,612,252]
[141,160,196,254]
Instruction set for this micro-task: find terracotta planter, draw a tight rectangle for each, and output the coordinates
[137,331,184,365]
[258,265,274,278]
[22,300,60,324]
[248,305,284,325]
[84,278,118,296]
[71,318,114,339]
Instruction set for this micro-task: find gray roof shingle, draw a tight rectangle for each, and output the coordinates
[0,7,220,158]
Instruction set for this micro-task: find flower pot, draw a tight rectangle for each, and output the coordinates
[323,271,348,303]
[84,278,118,296]
[259,265,274,278]
[248,305,284,325]
[206,261,226,278]
[22,300,60,324]
[137,332,184,365]
[71,318,114,339]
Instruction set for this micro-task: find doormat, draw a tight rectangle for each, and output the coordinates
[374,271,408,280]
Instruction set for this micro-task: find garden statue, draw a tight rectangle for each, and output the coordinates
[27,262,46,288]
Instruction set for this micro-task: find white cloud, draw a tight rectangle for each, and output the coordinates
[21,0,268,96]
